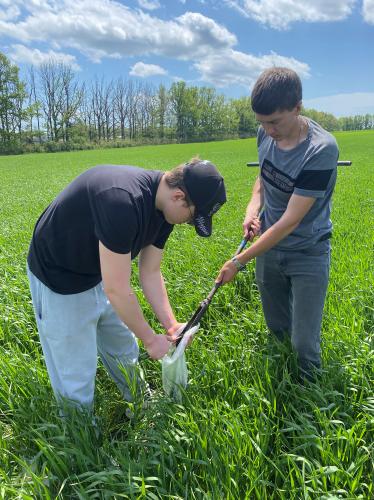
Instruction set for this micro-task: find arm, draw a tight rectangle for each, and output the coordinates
[99,241,170,359]
[217,194,316,283]
[243,176,263,239]
[138,245,182,336]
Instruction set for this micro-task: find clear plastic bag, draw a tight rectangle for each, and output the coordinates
[161,324,199,402]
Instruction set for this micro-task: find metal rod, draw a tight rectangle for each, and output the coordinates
[247,161,352,167]
[175,238,249,346]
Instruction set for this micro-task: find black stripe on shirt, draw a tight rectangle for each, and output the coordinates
[295,169,333,192]
[261,159,295,193]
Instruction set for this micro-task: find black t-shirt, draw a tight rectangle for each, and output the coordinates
[28,165,173,294]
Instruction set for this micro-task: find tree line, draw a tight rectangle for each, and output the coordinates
[1,52,373,155]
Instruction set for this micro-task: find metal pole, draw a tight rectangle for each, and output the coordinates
[247,161,352,167]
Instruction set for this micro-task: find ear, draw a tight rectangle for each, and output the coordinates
[171,188,186,202]
[295,101,302,114]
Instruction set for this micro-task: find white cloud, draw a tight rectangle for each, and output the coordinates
[0,0,311,88]
[304,92,374,117]
[0,0,21,21]
[0,1,236,62]
[363,0,374,23]
[195,49,310,87]
[9,44,81,70]
[137,0,161,11]
[130,61,167,77]
[225,0,356,29]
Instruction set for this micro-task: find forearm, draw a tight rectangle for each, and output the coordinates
[105,287,154,346]
[218,194,316,285]
[246,177,263,216]
[240,193,316,264]
[140,270,176,331]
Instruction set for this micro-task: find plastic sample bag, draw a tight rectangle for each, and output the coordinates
[161,325,199,402]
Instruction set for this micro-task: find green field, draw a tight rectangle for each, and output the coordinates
[0,131,373,498]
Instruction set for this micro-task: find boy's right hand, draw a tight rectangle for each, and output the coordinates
[144,334,171,360]
[243,214,261,240]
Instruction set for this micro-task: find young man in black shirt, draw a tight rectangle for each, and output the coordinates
[27,158,226,409]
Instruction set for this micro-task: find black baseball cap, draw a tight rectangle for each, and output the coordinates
[183,160,226,237]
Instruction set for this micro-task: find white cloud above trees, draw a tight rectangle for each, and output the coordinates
[0,2,236,61]
[363,0,374,23]
[194,49,310,87]
[9,44,81,70]
[137,0,161,11]
[130,61,167,77]
[225,0,356,29]
[0,2,21,21]
[0,0,309,87]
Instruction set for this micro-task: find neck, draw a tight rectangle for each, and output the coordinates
[155,174,166,211]
[276,116,306,151]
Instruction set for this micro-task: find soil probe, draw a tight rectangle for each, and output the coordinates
[176,237,249,346]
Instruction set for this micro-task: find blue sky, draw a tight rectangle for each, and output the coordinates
[1,0,373,116]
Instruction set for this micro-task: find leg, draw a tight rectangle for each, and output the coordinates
[96,285,140,402]
[27,266,99,409]
[256,250,292,340]
[288,251,330,376]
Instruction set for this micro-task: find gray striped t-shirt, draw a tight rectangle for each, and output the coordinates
[258,118,339,251]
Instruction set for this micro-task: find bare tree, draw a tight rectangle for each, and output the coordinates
[27,66,40,140]
[38,60,82,142]
[78,84,95,141]
[39,60,65,141]
[114,78,129,140]
[126,80,142,140]
[61,66,84,142]
[90,78,114,141]
[102,80,113,141]
[138,83,157,138]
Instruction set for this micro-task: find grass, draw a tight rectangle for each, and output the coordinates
[0,131,373,498]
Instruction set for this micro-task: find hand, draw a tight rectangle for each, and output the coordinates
[166,323,189,345]
[166,322,186,339]
[167,322,198,346]
[166,322,190,345]
[215,260,239,285]
[243,214,261,240]
[144,334,171,360]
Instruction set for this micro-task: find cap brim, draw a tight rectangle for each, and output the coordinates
[193,214,212,237]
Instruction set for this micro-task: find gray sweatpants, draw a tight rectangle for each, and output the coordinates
[27,266,139,409]
[255,247,330,374]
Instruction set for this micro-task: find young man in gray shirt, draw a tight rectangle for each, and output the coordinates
[217,67,339,380]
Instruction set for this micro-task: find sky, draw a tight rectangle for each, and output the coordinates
[0,0,373,117]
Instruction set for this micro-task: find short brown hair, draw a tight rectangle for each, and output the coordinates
[164,157,201,206]
[251,67,302,115]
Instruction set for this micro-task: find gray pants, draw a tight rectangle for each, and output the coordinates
[255,247,330,374]
[27,266,139,409]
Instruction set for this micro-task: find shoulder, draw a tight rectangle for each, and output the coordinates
[87,164,142,181]
[87,165,160,196]
[306,119,339,160]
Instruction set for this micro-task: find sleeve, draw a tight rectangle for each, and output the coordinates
[294,145,338,199]
[91,188,138,254]
[153,223,174,250]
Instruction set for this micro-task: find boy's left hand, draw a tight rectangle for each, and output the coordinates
[216,260,239,285]
[166,322,196,345]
